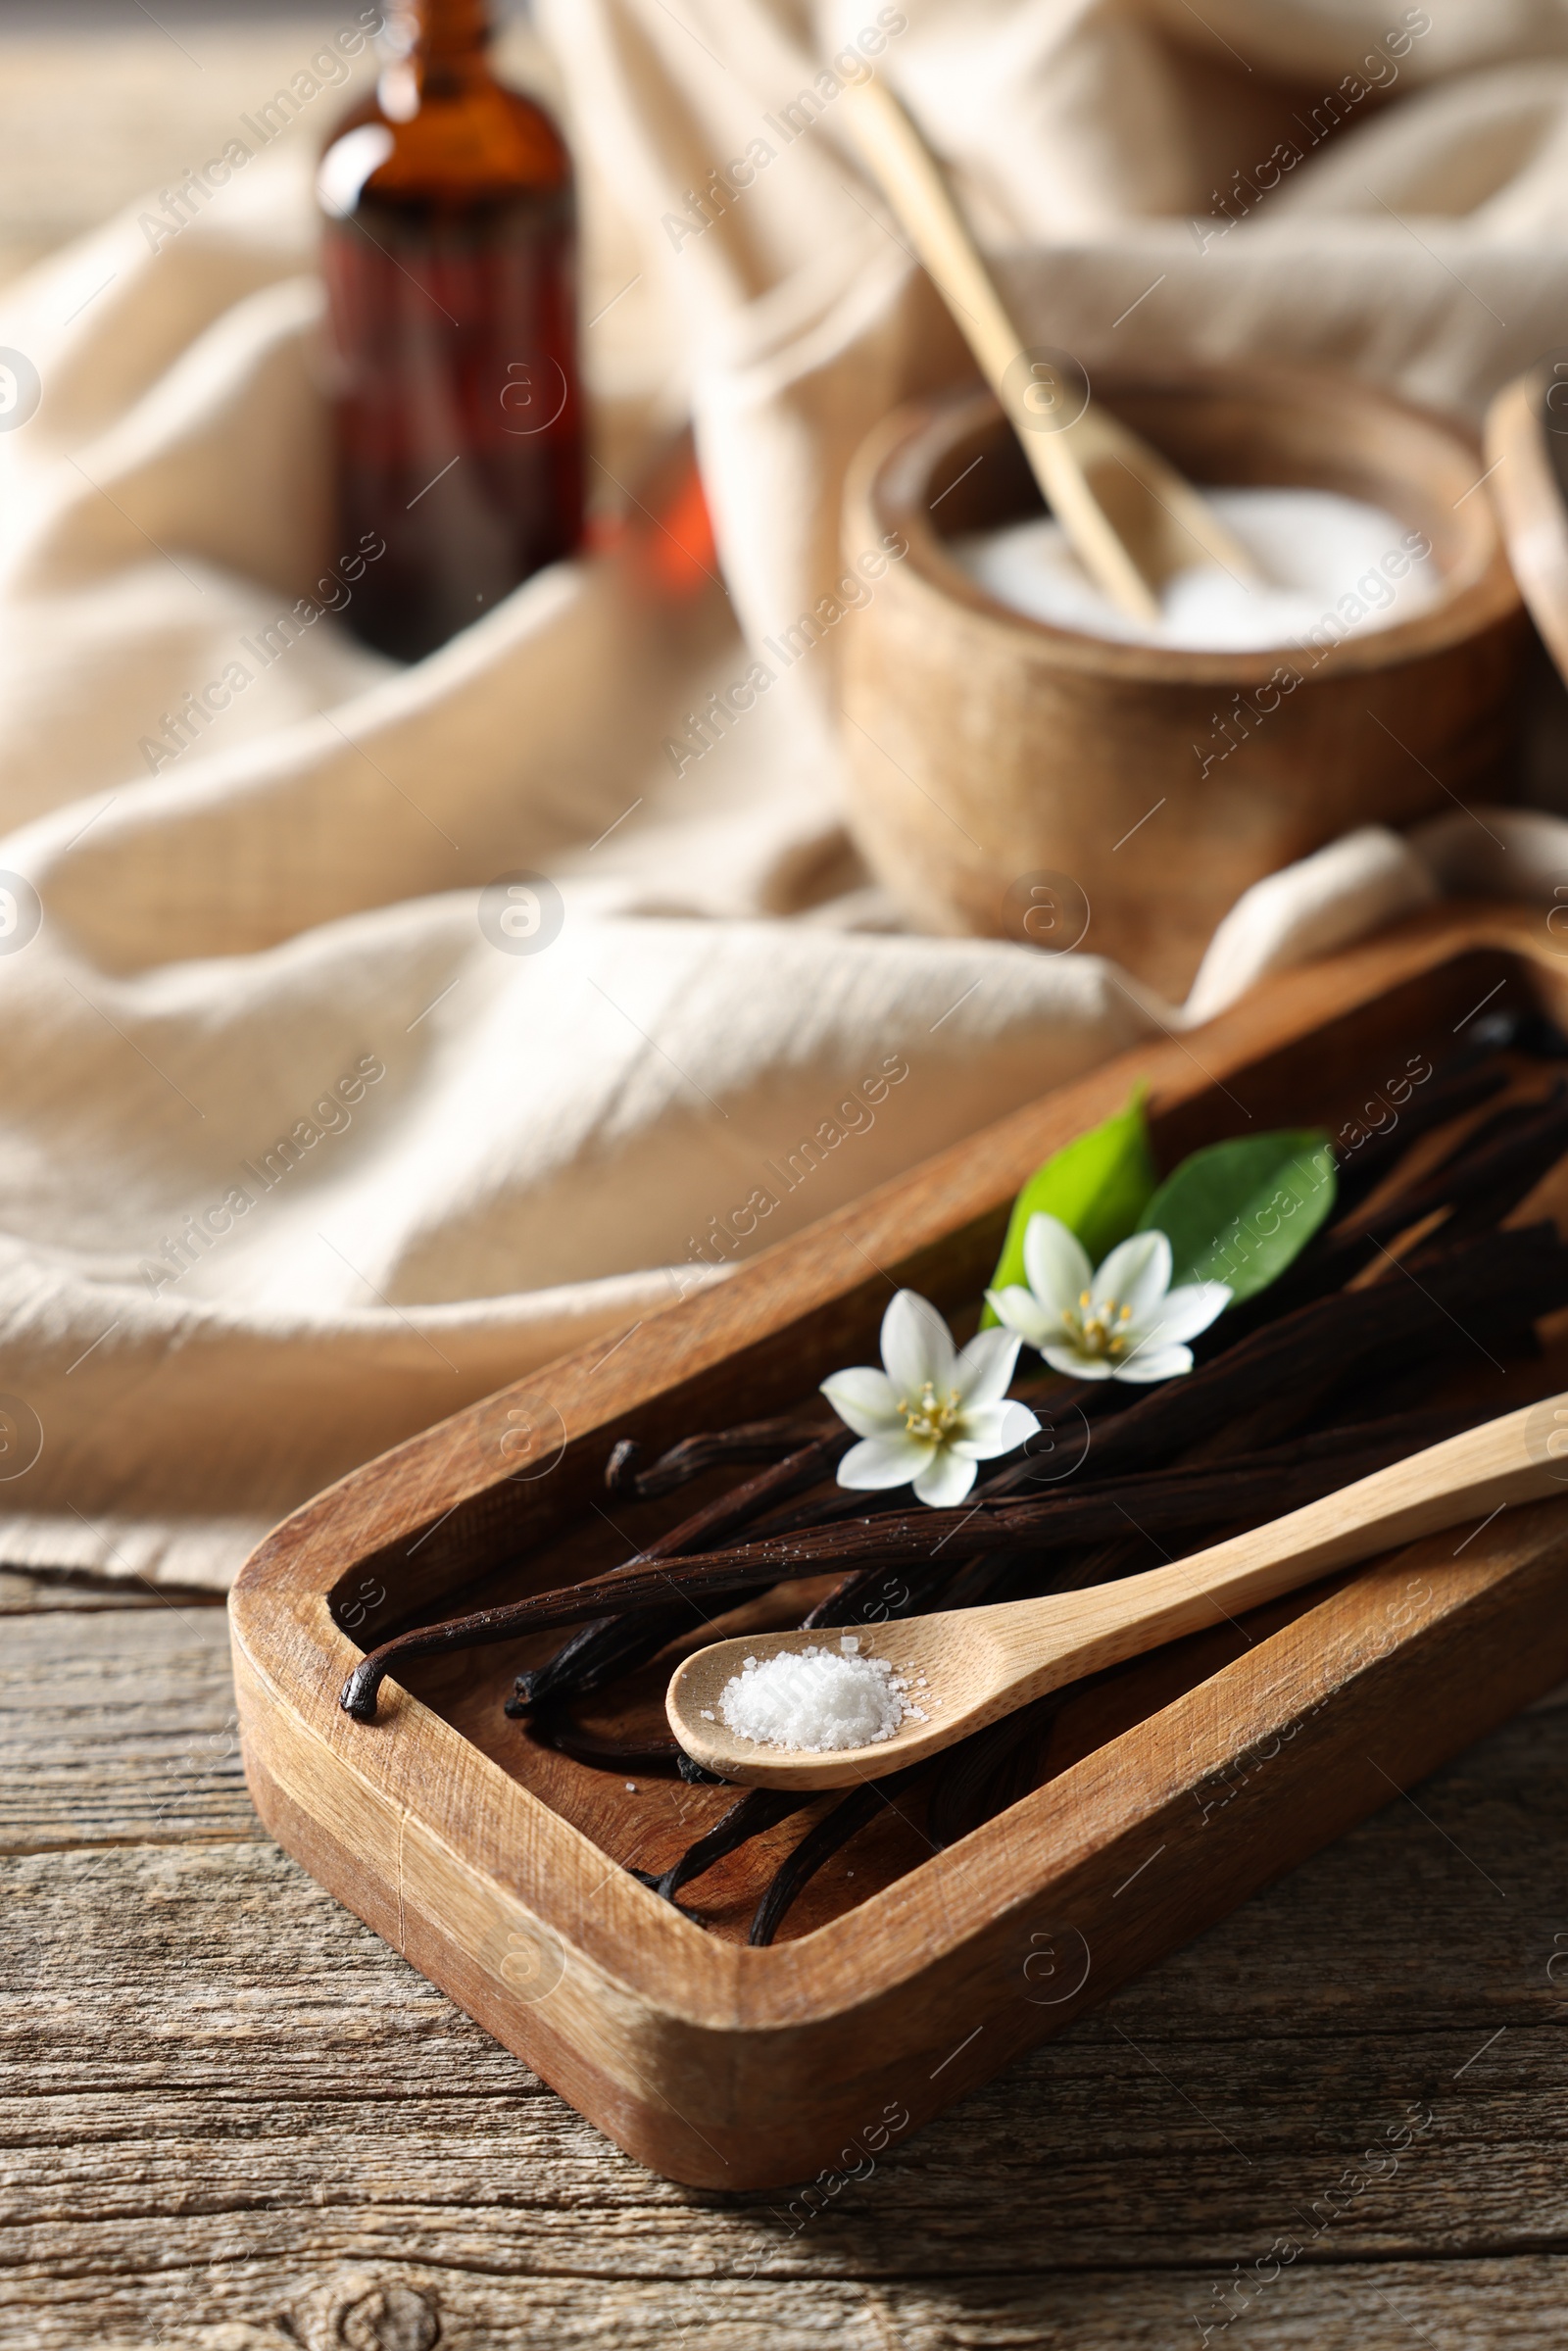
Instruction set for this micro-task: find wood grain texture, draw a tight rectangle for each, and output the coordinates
[839,376,1525,996]
[1485,362,1568,689]
[230,905,1568,2188]
[0,1566,209,1614]
[9,1590,1568,2347]
[0,1606,247,1856]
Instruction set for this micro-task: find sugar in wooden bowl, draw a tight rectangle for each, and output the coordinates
[954,487,1441,652]
[839,362,1525,1002]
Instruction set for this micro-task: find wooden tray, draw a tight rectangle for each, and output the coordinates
[229,903,1568,2189]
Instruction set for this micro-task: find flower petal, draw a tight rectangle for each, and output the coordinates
[819,1365,902,1438]
[837,1432,934,1490]
[955,1323,1022,1406]
[985,1286,1056,1349]
[1094,1229,1171,1320]
[1021,1213,1093,1314]
[953,1398,1041,1458]
[880,1289,955,1397]
[1142,1281,1232,1347]
[1040,1344,1115,1380]
[1113,1343,1194,1384]
[912,1446,978,1507]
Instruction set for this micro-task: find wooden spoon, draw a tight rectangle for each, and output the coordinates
[666,1395,1568,1788]
[840,76,1260,622]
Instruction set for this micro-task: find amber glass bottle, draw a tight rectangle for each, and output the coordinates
[318,0,582,661]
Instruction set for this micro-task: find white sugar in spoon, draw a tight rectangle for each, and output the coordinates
[666,1396,1568,1789]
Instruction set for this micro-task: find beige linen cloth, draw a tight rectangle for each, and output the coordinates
[4,0,1568,1589]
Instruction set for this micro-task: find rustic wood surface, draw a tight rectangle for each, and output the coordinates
[229,907,1568,2188]
[1485,364,1568,691]
[9,1555,1568,2350]
[8,17,1566,2347]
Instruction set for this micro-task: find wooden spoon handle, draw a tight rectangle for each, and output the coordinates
[839,77,1159,621]
[989,1396,1568,1698]
[839,78,1260,612]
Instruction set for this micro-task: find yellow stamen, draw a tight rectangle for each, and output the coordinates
[1060,1290,1137,1360]
[898,1380,962,1444]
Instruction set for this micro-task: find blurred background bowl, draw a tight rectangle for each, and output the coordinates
[840,365,1527,1000]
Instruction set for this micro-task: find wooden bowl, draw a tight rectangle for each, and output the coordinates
[1486,359,1568,685]
[839,365,1527,1000]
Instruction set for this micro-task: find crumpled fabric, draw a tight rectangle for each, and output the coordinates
[2,0,1567,1588]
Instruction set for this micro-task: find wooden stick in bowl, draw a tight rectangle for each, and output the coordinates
[840,76,1260,621]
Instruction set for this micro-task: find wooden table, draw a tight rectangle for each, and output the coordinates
[6,1560,1567,2349]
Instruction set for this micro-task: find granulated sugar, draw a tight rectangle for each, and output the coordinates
[952,486,1438,653]
[716,1634,930,1752]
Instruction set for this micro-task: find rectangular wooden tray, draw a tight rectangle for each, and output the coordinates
[230,903,1568,2188]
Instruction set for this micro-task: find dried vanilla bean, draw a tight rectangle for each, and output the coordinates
[1328,1057,1509,1216]
[509,1431,850,1712]
[508,1611,690,1714]
[1229,1069,1560,1330]
[344,1219,1559,1723]
[925,1545,1041,1614]
[345,1407,1476,1720]
[408,1452,1328,1653]
[526,1714,688,1774]
[606,1415,829,1500]
[355,1161,1568,1717]
[1082,1223,1568,1482]
[803,1553,958,1631]
[345,1432,844,1720]
[514,1437,841,1712]
[1340,1085,1568,1254]
[558,1414,1483,1587]
[653,1787,818,1906]
[749,1760,932,1947]
[926,1693,1064,1849]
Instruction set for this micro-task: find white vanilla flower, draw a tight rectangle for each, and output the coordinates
[986,1213,1230,1384]
[820,1289,1041,1509]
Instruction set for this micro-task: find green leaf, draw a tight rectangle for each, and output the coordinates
[980,1092,1156,1326]
[1135,1129,1337,1304]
